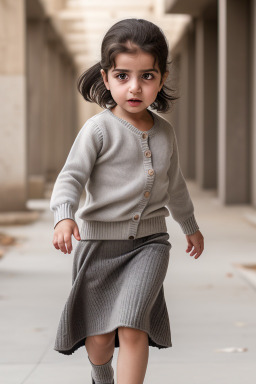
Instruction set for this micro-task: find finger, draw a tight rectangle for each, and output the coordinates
[194,245,203,259]
[64,233,72,254]
[190,244,201,257]
[190,247,197,256]
[73,226,81,241]
[53,235,60,250]
[58,234,67,254]
[186,238,193,252]
[197,241,204,253]
[194,250,202,259]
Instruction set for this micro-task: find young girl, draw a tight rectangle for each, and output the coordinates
[50,18,204,384]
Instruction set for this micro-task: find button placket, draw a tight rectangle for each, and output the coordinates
[127,132,155,239]
[129,132,155,238]
[141,135,154,205]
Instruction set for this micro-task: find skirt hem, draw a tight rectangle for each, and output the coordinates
[54,324,172,356]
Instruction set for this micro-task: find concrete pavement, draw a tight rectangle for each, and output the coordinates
[0,181,256,384]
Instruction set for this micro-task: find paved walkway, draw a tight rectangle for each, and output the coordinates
[0,181,256,384]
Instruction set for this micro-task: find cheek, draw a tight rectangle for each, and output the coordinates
[108,87,124,103]
[146,84,160,97]
[110,85,124,97]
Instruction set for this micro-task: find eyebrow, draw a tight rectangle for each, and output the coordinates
[112,68,159,73]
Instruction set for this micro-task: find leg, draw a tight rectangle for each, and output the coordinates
[85,330,116,364]
[117,327,149,384]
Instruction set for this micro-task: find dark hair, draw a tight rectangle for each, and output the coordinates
[77,18,179,113]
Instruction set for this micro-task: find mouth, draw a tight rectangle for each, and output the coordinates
[127,98,142,106]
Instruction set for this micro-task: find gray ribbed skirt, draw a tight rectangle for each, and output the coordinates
[54,232,172,355]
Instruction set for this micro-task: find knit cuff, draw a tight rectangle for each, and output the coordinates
[179,213,199,235]
[53,203,75,229]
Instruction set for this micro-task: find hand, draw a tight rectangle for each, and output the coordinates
[52,219,81,254]
[185,230,204,259]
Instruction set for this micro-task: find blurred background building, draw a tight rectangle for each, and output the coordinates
[0,0,256,222]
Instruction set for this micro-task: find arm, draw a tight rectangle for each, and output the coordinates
[50,121,103,228]
[166,125,199,235]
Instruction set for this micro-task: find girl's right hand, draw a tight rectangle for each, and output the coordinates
[52,219,81,254]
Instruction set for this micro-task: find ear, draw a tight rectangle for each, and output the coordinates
[159,71,169,91]
[100,69,110,90]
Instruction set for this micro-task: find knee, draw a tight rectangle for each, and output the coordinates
[91,331,116,348]
[118,327,148,344]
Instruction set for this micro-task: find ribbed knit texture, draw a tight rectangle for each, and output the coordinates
[54,232,172,355]
[79,216,167,239]
[49,108,199,239]
[88,354,114,384]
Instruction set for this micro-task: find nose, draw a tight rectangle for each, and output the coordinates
[129,77,141,94]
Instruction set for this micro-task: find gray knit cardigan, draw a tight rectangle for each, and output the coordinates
[50,108,199,240]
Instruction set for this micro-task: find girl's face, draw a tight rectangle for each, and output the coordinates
[100,49,169,119]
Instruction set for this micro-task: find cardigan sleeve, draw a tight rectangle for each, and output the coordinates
[166,125,199,235]
[50,121,103,229]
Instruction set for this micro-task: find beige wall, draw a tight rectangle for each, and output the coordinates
[166,0,256,208]
[0,0,78,212]
[0,0,27,211]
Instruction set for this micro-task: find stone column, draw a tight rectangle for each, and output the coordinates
[177,26,196,180]
[168,26,196,181]
[60,54,76,158]
[195,15,217,189]
[47,42,63,177]
[54,48,70,172]
[0,0,27,211]
[41,24,52,183]
[178,34,191,178]
[186,25,196,180]
[252,0,256,207]
[27,19,46,197]
[218,0,250,203]
[168,53,180,140]
[66,63,78,145]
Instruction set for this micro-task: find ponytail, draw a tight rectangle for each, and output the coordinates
[77,62,116,109]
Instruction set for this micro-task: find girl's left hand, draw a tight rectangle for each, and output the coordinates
[185,230,204,259]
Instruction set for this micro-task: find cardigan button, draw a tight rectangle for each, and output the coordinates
[129,235,135,239]
[148,169,154,176]
[142,133,148,139]
[144,191,150,198]
[133,214,140,220]
[145,150,151,158]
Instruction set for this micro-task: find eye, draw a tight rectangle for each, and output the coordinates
[116,73,128,80]
[142,73,154,80]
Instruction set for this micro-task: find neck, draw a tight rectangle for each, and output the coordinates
[110,106,153,124]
